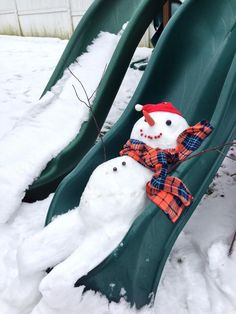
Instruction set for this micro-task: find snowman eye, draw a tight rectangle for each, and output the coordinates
[166,120,172,126]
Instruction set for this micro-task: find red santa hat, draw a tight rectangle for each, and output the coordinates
[135,102,182,117]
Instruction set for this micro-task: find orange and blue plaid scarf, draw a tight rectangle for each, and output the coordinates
[120,120,213,222]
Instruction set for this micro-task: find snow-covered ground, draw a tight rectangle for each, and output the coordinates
[0,35,235,314]
[0,36,66,139]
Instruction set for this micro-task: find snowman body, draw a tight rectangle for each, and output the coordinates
[79,155,152,230]
[18,104,190,310]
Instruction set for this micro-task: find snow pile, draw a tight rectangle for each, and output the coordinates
[0,32,150,223]
[0,36,66,139]
[0,196,53,314]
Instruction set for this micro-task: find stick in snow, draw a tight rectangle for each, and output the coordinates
[68,67,107,161]
[228,231,236,257]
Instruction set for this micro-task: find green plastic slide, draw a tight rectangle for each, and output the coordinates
[46,0,236,309]
[25,0,166,201]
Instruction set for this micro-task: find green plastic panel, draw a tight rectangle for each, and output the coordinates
[46,0,236,308]
[25,0,166,201]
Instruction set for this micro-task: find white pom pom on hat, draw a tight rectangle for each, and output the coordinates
[135,104,143,111]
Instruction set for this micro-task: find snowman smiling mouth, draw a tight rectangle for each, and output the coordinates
[139,129,163,140]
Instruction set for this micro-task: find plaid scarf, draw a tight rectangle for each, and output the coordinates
[120,120,213,222]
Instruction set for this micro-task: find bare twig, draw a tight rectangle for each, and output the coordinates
[72,85,106,161]
[69,68,90,105]
[71,84,90,109]
[69,67,107,161]
[168,141,236,173]
[228,231,236,256]
[68,68,107,161]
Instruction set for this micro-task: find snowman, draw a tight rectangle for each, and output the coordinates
[17,102,212,309]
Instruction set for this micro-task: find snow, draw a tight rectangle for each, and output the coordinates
[0,35,235,314]
[0,196,53,314]
[0,36,66,140]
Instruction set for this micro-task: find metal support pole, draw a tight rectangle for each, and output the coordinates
[163,0,171,28]
[13,0,23,36]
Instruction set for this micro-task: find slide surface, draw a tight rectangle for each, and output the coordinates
[25,0,166,201]
[46,0,236,309]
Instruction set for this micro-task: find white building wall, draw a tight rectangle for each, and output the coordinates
[0,0,152,45]
[0,0,22,35]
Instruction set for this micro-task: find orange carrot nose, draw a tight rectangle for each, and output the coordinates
[143,110,155,126]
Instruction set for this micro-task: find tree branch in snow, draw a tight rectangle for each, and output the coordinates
[228,231,236,257]
[68,68,106,161]
[69,68,90,106]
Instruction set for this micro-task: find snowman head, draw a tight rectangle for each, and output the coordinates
[131,102,189,149]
